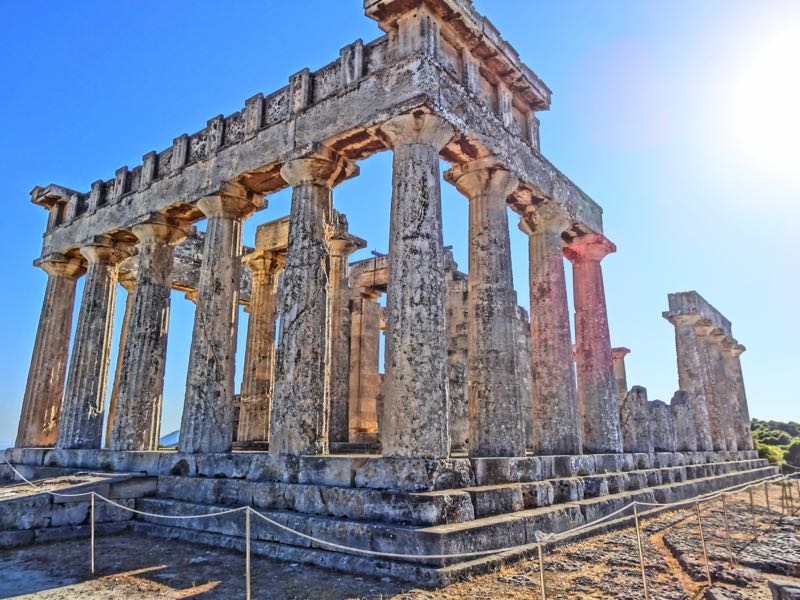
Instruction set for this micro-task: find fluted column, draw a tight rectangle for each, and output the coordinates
[446,158,525,457]
[328,236,362,444]
[348,293,382,440]
[16,255,85,448]
[663,313,713,451]
[611,347,631,406]
[379,112,454,459]
[57,240,130,449]
[694,324,732,451]
[708,329,739,451]
[564,233,622,453]
[237,250,282,445]
[520,203,582,455]
[729,344,753,450]
[105,274,135,448]
[179,186,261,453]
[270,148,356,456]
[110,217,191,451]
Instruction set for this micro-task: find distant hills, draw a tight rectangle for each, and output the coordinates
[159,431,179,448]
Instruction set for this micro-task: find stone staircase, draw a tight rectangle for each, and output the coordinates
[0,448,776,585]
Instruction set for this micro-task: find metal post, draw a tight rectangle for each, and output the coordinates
[246,508,251,600]
[90,494,96,575]
[632,502,650,600]
[537,542,547,600]
[721,494,735,566]
[695,501,712,587]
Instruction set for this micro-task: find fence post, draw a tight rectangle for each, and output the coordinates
[537,542,547,600]
[90,494,96,575]
[765,482,771,512]
[721,494,735,566]
[246,508,251,600]
[748,487,757,533]
[695,501,712,587]
[632,502,650,600]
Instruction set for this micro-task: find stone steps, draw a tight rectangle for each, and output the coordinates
[135,463,776,574]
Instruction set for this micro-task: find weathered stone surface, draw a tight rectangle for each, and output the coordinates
[16,255,84,448]
[564,233,622,454]
[180,190,261,453]
[380,112,453,459]
[619,385,654,453]
[648,400,677,452]
[111,217,192,451]
[446,158,525,457]
[521,202,582,455]
[670,390,698,452]
[57,241,130,449]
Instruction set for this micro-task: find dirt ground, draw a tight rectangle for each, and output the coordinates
[0,481,798,599]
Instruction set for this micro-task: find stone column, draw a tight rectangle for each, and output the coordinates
[520,203,582,455]
[379,112,454,459]
[179,186,261,453]
[446,158,525,457]
[663,313,713,451]
[327,236,361,444]
[237,251,282,446]
[708,331,738,452]
[57,240,130,449]
[270,148,356,456]
[611,347,631,405]
[564,233,621,453]
[105,274,135,448]
[670,390,698,452]
[514,306,535,451]
[619,385,653,453]
[729,344,753,451]
[16,255,85,448]
[348,293,382,440]
[695,324,733,451]
[648,400,677,452]
[110,217,191,451]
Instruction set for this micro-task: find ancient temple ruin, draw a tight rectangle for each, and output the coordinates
[2,0,765,585]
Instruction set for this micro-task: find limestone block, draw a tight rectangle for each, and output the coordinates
[552,455,596,478]
[522,505,584,540]
[521,482,554,508]
[246,454,299,484]
[552,478,585,502]
[354,458,474,492]
[582,476,610,498]
[648,400,677,452]
[465,485,524,518]
[297,457,368,487]
[195,453,254,479]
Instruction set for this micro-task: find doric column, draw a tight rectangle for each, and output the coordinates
[110,216,192,451]
[348,293,382,440]
[520,203,582,455]
[270,147,356,456]
[16,255,85,448]
[708,331,738,452]
[237,250,282,445]
[620,386,653,453]
[57,239,130,449]
[445,158,525,457]
[379,112,454,459]
[663,313,713,451]
[648,400,677,452]
[105,274,135,448]
[670,390,698,452]
[327,233,363,444]
[695,324,732,451]
[611,347,631,405]
[179,186,261,453]
[564,233,621,453]
[729,344,753,450]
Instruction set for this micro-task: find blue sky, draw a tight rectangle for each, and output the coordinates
[0,0,797,445]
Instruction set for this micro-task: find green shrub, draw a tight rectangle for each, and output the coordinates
[785,438,800,467]
[753,428,792,446]
[755,440,785,464]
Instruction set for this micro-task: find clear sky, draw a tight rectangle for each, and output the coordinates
[0,0,798,446]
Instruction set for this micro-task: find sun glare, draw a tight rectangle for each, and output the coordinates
[724,21,800,179]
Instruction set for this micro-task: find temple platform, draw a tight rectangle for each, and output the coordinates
[0,448,773,586]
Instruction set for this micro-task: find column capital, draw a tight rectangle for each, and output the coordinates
[197,183,264,220]
[662,311,702,327]
[379,111,454,151]
[563,233,616,264]
[329,236,365,257]
[242,249,284,274]
[118,271,136,292]
[719,335,738,350]
[612,347,631,360]
[132,214,195,246]
[34,253,86,279]
[280,145,358,189]
[79,237,132,266]
[731,344,746,358]
[518,201,571,236]
[444,157,519,200]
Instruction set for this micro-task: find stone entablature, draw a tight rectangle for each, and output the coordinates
[32,0,602,263]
